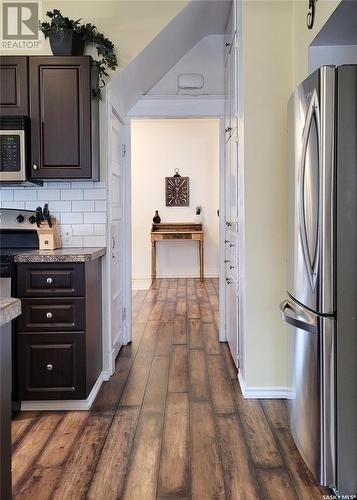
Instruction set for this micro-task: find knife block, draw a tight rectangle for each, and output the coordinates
[37,218,61,250]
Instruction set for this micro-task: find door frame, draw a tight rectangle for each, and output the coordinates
[106,89,132,376]
[128,97,226,342]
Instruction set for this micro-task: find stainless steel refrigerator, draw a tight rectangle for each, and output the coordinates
[280,65,357,496]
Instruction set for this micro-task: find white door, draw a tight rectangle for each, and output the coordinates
[108,111,125,373]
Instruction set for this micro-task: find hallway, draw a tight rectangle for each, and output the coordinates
[12,278,328,499]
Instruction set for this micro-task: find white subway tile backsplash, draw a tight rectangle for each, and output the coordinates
[71,181,93,189]
[37,189,61,201]
[68,236,84,247]
[25,201,40,211]
[95,200,106,211]
[60,212,83,224]
[72,200,95,212]
[0,190,14,201]
[14,190,37,201]
[83,235,106,247]
[83,189,106,200]
[72,224,94,236]
[84,212,106,224]
[47,182,71,189]
[3,201,25,209]
[7,180,108,248]
[94,224,106,236]
[61,189,83,201]
[47,201,72,212]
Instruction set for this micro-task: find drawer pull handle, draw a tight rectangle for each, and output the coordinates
[46,312,53,319]
[46,277,54,284]
[46,364,53,371]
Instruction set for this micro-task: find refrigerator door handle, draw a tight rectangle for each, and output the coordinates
[298,89,321,293]
[280,300,318,334]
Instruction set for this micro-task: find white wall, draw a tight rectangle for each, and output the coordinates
[148,35,224,96]
[131,118,219,289]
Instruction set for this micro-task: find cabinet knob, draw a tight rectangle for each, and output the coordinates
[46,312,53,319]
[224,259,230,264]
[229,243,235,247]
[46,364,53,371]
[225,42,231,47]
[229,265,235,269]
[226,278,232,285]
[226,221,233,228]
[46,277,53,284]
[32,164,38,170]
[224,240,229,244]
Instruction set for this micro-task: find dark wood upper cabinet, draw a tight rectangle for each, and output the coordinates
[29,56,99,180]
[0,56,28,115]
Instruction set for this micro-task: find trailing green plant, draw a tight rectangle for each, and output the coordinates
[40,9,118,98]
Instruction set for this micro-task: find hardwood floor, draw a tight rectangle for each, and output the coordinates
[12,278,329,499]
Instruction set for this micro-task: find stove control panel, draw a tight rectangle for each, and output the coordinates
[0,208,37,230]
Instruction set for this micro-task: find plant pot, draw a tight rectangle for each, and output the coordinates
[49,31,85,56]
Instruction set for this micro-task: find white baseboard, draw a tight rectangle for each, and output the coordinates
[20,372,105,411]
[132,273,219,290]
[132,278,152,290]
[238,371,291,399]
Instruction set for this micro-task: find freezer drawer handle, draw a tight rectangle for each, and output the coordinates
[279,300,317,334]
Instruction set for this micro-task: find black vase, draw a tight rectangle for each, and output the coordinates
[49,31,85,56]
[153,211,161,223]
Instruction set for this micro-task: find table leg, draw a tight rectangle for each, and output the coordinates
[151,241,156,282]
[199,240,204,282]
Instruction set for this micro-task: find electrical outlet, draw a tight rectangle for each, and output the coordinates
[60,227,72,246]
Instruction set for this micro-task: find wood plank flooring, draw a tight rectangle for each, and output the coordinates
[12,278,330,499]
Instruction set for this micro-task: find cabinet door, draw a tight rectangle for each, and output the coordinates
[16,332,85,400]
[0,56,28,115]
[29,56,92,179]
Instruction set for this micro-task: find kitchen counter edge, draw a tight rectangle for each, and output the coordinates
[13,247,106,263]
[0,298,21,327]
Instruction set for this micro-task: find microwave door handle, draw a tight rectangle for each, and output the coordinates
[279,300,318,334]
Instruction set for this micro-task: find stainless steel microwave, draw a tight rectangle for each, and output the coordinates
[0,116,29,182]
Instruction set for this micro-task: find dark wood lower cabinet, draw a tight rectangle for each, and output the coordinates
[15,260,102,401]
[17,332,85,400]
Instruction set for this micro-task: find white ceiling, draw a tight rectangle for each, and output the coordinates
[109,0,231,114]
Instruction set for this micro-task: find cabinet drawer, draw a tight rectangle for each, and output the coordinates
[17,298,85,332]
[17,263,85,297]
[16,332,85,400]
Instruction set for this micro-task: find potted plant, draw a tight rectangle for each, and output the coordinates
[40,10,118,98]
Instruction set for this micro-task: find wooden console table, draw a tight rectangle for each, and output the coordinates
[151,223,204,282]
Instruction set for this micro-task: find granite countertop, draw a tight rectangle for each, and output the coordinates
[13,247,106,263]
[0,298,21,328]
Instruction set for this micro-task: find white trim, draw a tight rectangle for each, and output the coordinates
[238,371,292,399]
[128,96,224,118]
[218,116,226,342]
[122,122,132,345]
[20,372,105,411]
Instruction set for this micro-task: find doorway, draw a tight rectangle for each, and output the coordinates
[131,118,220,291]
